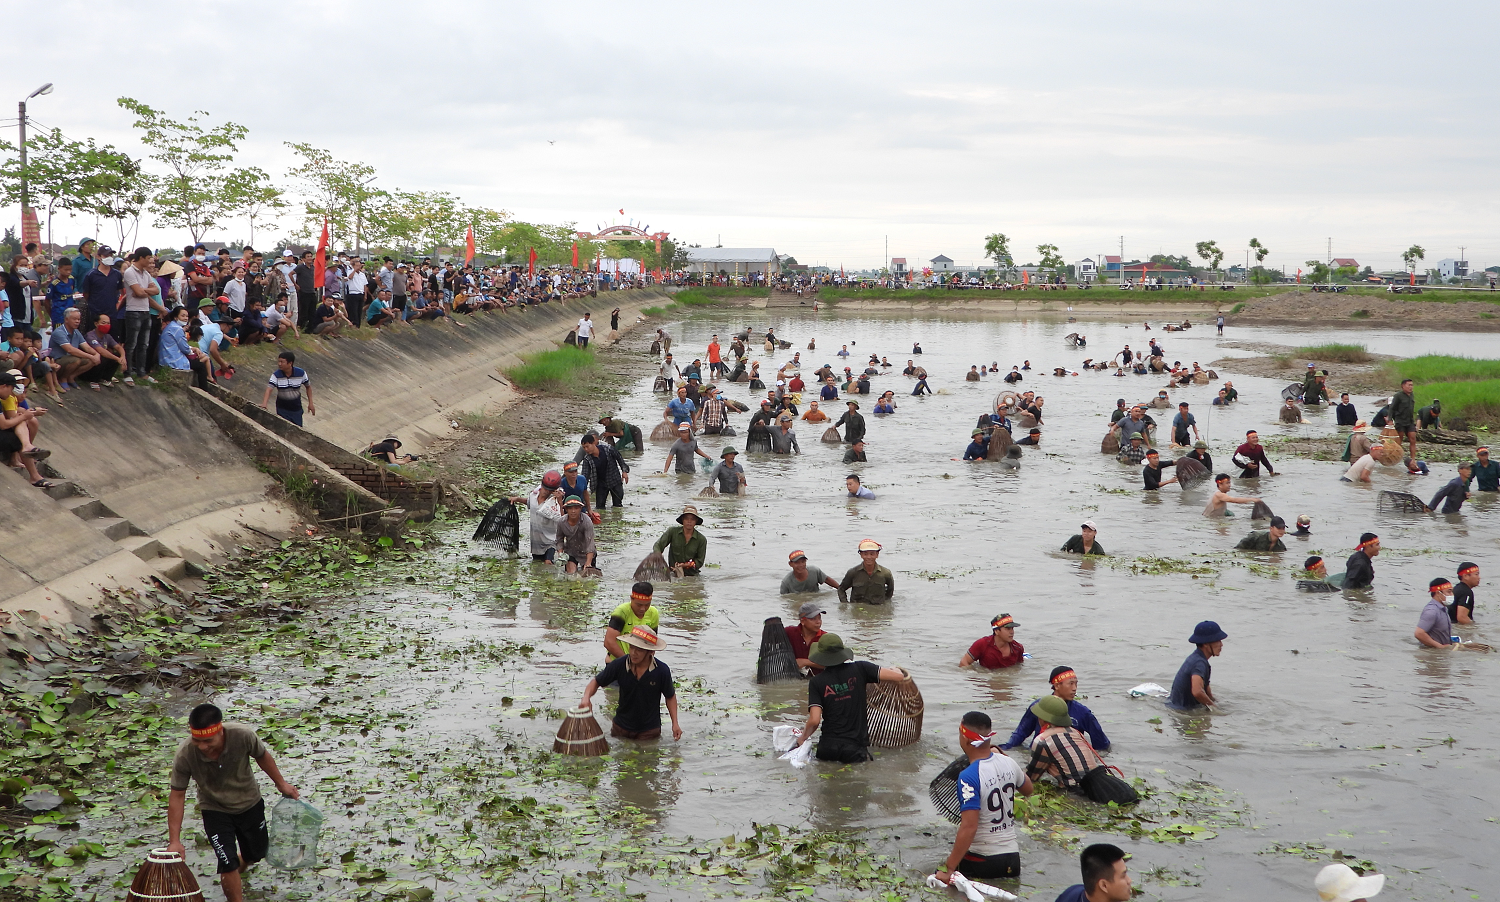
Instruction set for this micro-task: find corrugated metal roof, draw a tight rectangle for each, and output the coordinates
[686,247,777,263]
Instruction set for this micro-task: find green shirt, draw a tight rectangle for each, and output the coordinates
[839,563,895,604]
[605,602,660,662]
[1235,531,1286,552]
[169,723,268,814]
[654,525,707,571]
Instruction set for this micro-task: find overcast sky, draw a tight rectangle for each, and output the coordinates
[5,0,1497,272]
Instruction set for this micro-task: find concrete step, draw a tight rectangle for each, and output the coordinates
[116,534,165,561]
[41,480,81,501]
[59,495,110,520]
[150,556,189,581]
[88,517,134,542]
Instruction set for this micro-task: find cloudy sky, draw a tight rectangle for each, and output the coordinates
[6,0,1497,272]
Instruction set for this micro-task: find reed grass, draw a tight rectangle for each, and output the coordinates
[1297,343,1373,363]
[503,346,598,391]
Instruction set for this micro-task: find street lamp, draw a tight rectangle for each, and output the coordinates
[18,82,54,246]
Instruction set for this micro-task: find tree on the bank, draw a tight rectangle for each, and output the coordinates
[1036,243,1064,275]
[983,233,1013,276]
[94,155,155,251]
[0,128,142,249]
[220,166,287,248]
[1402,245,1425,276]
[284,142,378,250]
[1303,259,1332,283]
[118,98,247,244]
[1195,240,1224,278]
[482,221,578,266]
[1247,238,1270,283]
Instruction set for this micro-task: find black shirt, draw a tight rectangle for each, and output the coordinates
[1344,550,1375,589]
[1143,462,1173,491]
[368,440,399,461]
[293,263,316,293]
[1450,582,1475,622]
[312,304,335,326]
[1335,402,1358,426]
[595,655,675,733]
[809,660,881,749]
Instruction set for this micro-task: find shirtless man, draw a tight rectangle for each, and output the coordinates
[1203,473,1257,517]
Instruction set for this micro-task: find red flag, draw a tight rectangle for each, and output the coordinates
[313,219,329,292]
[618,208,624,215]
[571,242,578,268]
[1409,270,1415,286]
[528,246,537,280]
[1296,268,1301,284]
[464,225,475,264]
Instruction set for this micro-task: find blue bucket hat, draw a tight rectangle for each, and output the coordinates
[1189,620,1228,644]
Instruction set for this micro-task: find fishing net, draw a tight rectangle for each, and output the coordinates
[267,798,325,870]
[633,552,672,583]
[1174,457,1210,486]
[472,501,520,552]
[994,391,1020,413]
[746,423,773,453]
[1101,432,1120,454]
[988,428,1013,460]
[867,672,924,748]
[928,755,969,824]
[1250,500,1275,520]
[1377,491,1429,514]
[757,617,801,684]
[821,427,841,443]
[1281,383,1304,401]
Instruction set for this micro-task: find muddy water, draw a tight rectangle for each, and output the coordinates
[358,312,1496,899]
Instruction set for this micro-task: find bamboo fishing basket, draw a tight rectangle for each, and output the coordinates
[987,428,1014,460]
[757,617,801,684]
[746,423,772,453]
[1250,500,1275,520]
[697,485,719,497]
[1101,432,1120,454]
[650,413,677,441]
[928,755,968,824]
[127,850,204,902]
[472,500,520,551]
[1373,440,1405,466]
[866,671,924,748]
[554,707,609,757]
[1377,490,1429,514]
[821,427,841,443]
[633,552,672,582]
[1174,457,1210,486]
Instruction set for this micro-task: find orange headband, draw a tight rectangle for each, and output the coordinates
[1051,669,1076,684]
[190,722,223,739]
[630,591,652,602]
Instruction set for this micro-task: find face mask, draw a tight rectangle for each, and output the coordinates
[101,257,116,266]
[235,274,244,281]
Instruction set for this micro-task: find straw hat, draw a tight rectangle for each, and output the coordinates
[620,625,666,651]
[675,504,703,524]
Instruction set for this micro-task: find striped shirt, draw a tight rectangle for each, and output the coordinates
[1025,727,1102,790]
[268,366,310,409]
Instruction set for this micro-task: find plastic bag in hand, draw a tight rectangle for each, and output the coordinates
[778,741,814,768]
[772,725,798,752]
[267,797,325,870]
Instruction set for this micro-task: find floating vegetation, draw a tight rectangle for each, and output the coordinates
[1107,556,1220,577]
[1260,841,1378,875]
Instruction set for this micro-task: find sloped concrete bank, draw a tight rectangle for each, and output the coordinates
[0,288,669,624]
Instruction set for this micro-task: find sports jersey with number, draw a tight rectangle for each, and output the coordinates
[957,752,1025,855]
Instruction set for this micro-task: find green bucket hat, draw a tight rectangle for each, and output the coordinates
[808,633,855,668]
[720,446,739,458]
[562,495,585,509]
[1031,695,1072,728]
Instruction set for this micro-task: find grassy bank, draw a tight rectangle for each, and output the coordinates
[503,345,599,391]
[819,284,1358,304]
[640,286,754,317]
[1385,356,1500,427]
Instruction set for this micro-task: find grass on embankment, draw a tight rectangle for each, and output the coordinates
[1385,356,1500,427]
[1295,343,1375,363]
[641,286,757,317]
[503,346,598,391]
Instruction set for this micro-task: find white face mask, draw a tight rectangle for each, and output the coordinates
[101,256,117,266]
[235,273,244,281]
[194,254,206,262]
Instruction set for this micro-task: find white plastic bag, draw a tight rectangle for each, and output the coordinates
[772,725,797,752]
[778,741,814,768]
[925,873,1018,902]
[1129,682,1170,698]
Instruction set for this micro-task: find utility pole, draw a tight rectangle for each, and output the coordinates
[1460,245,1467,281]
[17,83,53,248]
[1119,236,1124,284]
[1327,237,1333,284]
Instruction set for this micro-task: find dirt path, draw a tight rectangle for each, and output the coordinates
[1229,290,1500,330]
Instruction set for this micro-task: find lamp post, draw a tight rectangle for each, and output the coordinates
[18,82,53,247]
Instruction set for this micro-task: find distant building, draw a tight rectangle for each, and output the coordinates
[1331,257,1359,269]
[1075,258,1097,283]
[929,254,954,271]
[1434,258,1469,280]
[891,257,907,276]
[1101,255,1122,272]
[686,247,780,276]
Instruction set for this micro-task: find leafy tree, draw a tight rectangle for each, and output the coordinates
[1401,244,1425,274]
[0,129,142,249]
[1149,253,1194,272]
[220,167,287,248]
[284,142,378,250]
[1195,240,1224,276]
[94,155,155,250]
[983,233,1012,272]
[1248,237,1269,265]
[118,98,247,243]
[1304,260,1331,283]
[1036,243,1064,272]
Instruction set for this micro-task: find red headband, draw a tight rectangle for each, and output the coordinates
[959,724,996,748]
[630,626,660,647]
[1431,580,1452,592]
[190,722,223,739]
[1051,669,1077,684]
[1356,537,1378,549]
[630,591,652,602]
[1459,564,1479,575]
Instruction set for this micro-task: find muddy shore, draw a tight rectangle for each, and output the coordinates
[1228,289,1500,331]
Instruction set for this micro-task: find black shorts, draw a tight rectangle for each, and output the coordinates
[814,740,872,763]
[959,850,1020,880]
[0,428,21,456]
[201,800,268,873]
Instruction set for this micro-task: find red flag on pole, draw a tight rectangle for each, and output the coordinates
[571,242,578,268]
[528,247,537,280]
[1296,268,1302,284]
[464,225,475,264]
[313,218,329,293]
[1409,270,1415,286]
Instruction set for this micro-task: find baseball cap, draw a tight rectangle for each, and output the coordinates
[857,539,882,552]
[990,613,1017,628]
[1269,516,1286,529]
[797,601,824,618]
[787,550,808,563]
[1081,520,1098,530]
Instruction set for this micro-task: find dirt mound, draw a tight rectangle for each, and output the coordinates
[1231,291,1500,331]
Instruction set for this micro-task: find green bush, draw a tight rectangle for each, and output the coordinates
[1298,343,1372,363]
[503,346,598,391]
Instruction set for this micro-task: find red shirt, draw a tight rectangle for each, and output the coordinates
[707,342,721,363]
[786,625,826,663]
[967,635,1024,669]
[788,375,805,392]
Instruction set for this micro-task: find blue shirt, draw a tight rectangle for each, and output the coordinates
[820,384,839,401]
[1003,698,1110,751]
[48,326,85,359]
[81,267,122,315]
[963,439,988,460]
[366,297,389,323]
[1168,649,1212,710]
[560,474,588,499]
[48,278,76,325]
[1053,886,1087,902]
[158,321,192,370]
[1429,476,1467,514]
[666,397,697,425]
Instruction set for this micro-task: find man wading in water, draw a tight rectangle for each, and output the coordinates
[839,538,894,603]
[1168,621,1226,711]
[932,711,1034,884]
[790,633,910,763]
[166,705,299,902]
[579,626,683,741]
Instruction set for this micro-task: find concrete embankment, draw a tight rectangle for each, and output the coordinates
[0,288,669,625]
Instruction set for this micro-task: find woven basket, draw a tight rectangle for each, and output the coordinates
[757,617,801,683]
[1377,490,1428,513]
[650,416,677,441]
[1101,432,1120,454]
[1250,500,1275,520]
[633,552,672,582]
[554,707,609,757]
[127,850,204,902]
[928,755,969,824]
[866,673,923,748]
[1373,441,1405,466]
[821,427,841,443]
[987,428,1013,460]
[746,424,772,453]
[472,501,520,552]
[1174,457,1210,486]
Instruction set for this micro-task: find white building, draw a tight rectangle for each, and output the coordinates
[1075,258,1097,283]
[685,247,780,276]
[1434,258,1469,280]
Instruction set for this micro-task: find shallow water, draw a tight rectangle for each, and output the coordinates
[395,312,1496,899]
